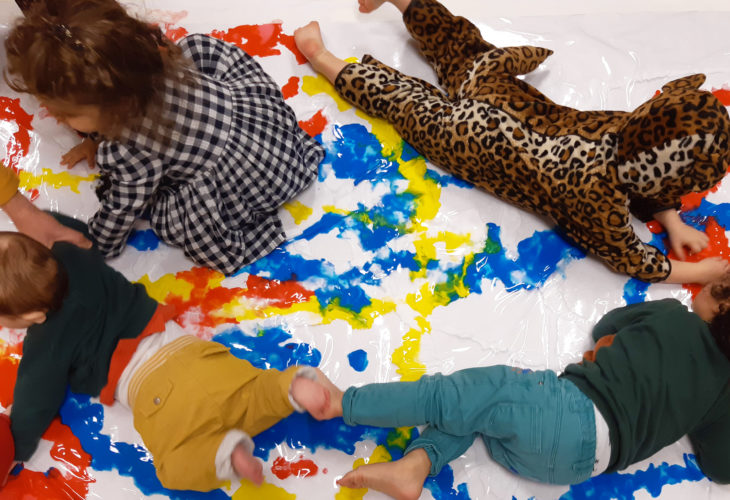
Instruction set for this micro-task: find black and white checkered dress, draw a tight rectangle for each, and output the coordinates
[88,34,324,274]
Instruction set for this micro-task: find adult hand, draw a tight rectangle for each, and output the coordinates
[2,192,91,249]
[60,137,98,169]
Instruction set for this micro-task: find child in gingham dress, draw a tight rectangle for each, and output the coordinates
[5,0,324,274]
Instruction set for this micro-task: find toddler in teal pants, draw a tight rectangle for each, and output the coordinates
[294,281,730,500]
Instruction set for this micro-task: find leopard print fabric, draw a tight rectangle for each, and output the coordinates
[334,0,730,282]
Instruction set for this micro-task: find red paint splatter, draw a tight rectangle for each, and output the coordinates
[2,419,94,499]
[0,97,34,172]
[158,268,314,332]
[245,275,314,308]
[299,110,328,138]
[0,342,22,408]
[667,217,730,297]
[209,24,305,63]
[28,189,39,202]
[646,220,663,234]
[0,343,94,498]
[271,456,319,479]
[712,88,730,106]
[323,468,328,474]
[164,25,189,42]
[282,77,300,100]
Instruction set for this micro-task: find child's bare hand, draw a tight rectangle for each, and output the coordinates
[667,224,709,260]
[60,137,98,169]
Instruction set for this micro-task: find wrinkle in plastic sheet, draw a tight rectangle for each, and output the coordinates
[0,2,730,499]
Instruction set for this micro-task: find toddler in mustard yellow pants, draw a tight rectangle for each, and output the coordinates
[0,215,330,492]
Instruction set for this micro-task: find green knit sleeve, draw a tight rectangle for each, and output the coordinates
[688,386,730,484]
[10,334,70,461]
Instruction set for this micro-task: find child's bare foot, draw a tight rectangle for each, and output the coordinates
[294,22,348,83]
[290,369,344,420]
[358,0,387,13]
[337,448,431,500]
[294,21,327,63]
[231,443,264,485]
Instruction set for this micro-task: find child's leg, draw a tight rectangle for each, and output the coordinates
[401,0,496,98]
[295,23,460,173]
[340,367,597,483]
[341,366,520,434]
[131,338,313,490]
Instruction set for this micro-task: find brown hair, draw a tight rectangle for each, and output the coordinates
[4,0,191,139]
[0,232,68,316]
[708,280,730,362]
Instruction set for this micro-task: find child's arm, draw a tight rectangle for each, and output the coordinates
[688,388,730,484]
[663,257,730,285]
[653,208,709,260]
[88,144,164,258]
[10,348,69,462]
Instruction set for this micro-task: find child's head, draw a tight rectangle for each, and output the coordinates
[695,277,730,361]
[0,232,68,328]
[4,0,188,137]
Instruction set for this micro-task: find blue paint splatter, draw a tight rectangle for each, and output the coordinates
[322,124,402,186]
[462,224,585,293]
[60,392,230,499]
[127,229,160,251]
[347,349,368,372]
[425,464,471,499]
[561,454,707,499]
[213,326,321,371]
[623,278,650,305]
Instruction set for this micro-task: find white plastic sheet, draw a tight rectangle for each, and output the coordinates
[1,1,730,499]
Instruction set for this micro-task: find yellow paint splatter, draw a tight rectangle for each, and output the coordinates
[136,273,201,303]
[283,200,313,224]
[222,295,396,330]
[323,205,350,215]
[18,168,97,193]
[387,426,414,450]
[355,109,403,159]
[391,316,431,381]
[335,445,393,500]
[399,157,442,227]
[232,480,295,500]
[302,74,353,113]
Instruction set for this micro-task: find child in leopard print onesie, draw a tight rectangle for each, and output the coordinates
[294,0,730,284]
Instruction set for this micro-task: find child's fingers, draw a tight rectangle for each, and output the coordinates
[673,241,686,260]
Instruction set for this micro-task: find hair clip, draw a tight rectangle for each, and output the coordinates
[51,23,84,52]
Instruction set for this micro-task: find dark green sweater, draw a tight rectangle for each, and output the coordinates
[562,299,730,483]
[11,215,157,460]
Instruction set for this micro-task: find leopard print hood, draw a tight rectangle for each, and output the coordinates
[616,74,730,199]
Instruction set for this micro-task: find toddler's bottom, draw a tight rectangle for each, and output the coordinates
[129,336,300,491]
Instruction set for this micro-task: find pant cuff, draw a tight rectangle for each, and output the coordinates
[405,440,443,477]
